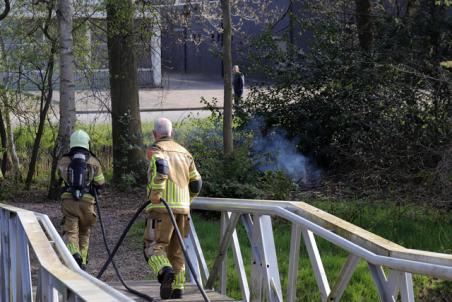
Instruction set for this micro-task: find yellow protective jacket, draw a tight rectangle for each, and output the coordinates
[146,138,201,214]
[57,150,105,203]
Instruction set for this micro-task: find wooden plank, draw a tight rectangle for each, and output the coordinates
[290,202,405,256]
[391,249,452,267]
[108,280,237,302]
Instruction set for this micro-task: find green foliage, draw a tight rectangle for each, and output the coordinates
[435,0,452,6]
[175,117,259,198]
[175,117,297,200]
[246,0,452,201]
[258,171,297,200]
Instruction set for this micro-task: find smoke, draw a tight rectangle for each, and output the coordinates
[248,118,323,186]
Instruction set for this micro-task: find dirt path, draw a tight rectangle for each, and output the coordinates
[8,188,151,282]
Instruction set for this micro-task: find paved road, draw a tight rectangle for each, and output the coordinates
[65,73,235,124]
[15,73,248,125]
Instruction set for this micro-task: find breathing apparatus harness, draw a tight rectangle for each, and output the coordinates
[94,193,210,302]
[64,149,92,200]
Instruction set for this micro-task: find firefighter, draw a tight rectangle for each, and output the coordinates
[143,117,202,300]
[58,130,105,270]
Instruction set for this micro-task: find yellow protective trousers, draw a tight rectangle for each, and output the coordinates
[61,199,97,265]
[144,212,190,288]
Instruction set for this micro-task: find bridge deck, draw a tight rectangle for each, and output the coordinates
[108,281,236,301]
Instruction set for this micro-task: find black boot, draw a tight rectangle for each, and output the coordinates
[171,289,183,299]
[158,267,174,300]
[72,253,83,269]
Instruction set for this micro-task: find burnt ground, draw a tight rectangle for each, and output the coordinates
[6,187,152,283]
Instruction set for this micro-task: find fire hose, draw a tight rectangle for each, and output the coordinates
[94,191,210,302]
[94,189,155,301]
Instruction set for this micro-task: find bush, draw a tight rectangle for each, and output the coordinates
[245,0,452,201]
[175,117,297,200]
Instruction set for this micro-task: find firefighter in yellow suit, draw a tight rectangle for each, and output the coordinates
[58,130,105,270]
[144,117,202,300]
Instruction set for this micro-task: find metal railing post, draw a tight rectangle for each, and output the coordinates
[220,212,228,294]
[9,213,18,302]
[205,212,240,289]
[250,215,264,302]
[228,213,250,302]
[301,228,331,300]
[250,215,283,302]
[400,272,415,302]
[287,223,302,302]
[188,216,210,285]
[184,232,202,285]
[1,209,11,302]
[327,254,360,302]
[16,221,32,302]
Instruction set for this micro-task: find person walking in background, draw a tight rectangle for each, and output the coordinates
[232,65,245,110]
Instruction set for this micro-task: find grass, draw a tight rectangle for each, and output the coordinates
[127,199,452,301]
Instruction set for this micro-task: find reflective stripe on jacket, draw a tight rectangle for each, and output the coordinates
[146,138,201,214]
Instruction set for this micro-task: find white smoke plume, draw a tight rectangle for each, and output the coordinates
[248,118,323,186]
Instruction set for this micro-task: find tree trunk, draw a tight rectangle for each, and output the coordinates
[288,0,294,45]
[0,30,20,181]
[355,0,373,52]
[49,0,76,199]
[25,42,57,189]
[0,101,21,181]
[0,106,7,175]
[106,0,145,183]
[221,0,233,156]
[4,105,21,181]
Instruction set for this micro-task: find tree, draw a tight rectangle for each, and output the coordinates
[355,0,373,51]
[221,0,233,156]
[106,0,145,183]
[0,0,11,176]
[245,0,452,200]
[0,107,7,175]
[0,8,22,181]
[170,0,275,156]
[24,0,58,189]
[0,0,59,188]
[49,0,76,199]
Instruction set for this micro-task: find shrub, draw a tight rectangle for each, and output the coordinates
[245,0,452,201]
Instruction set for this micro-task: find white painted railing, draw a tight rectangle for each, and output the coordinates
[2,198,452,302]
[185,197,452,302]
[0,203,132,302]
